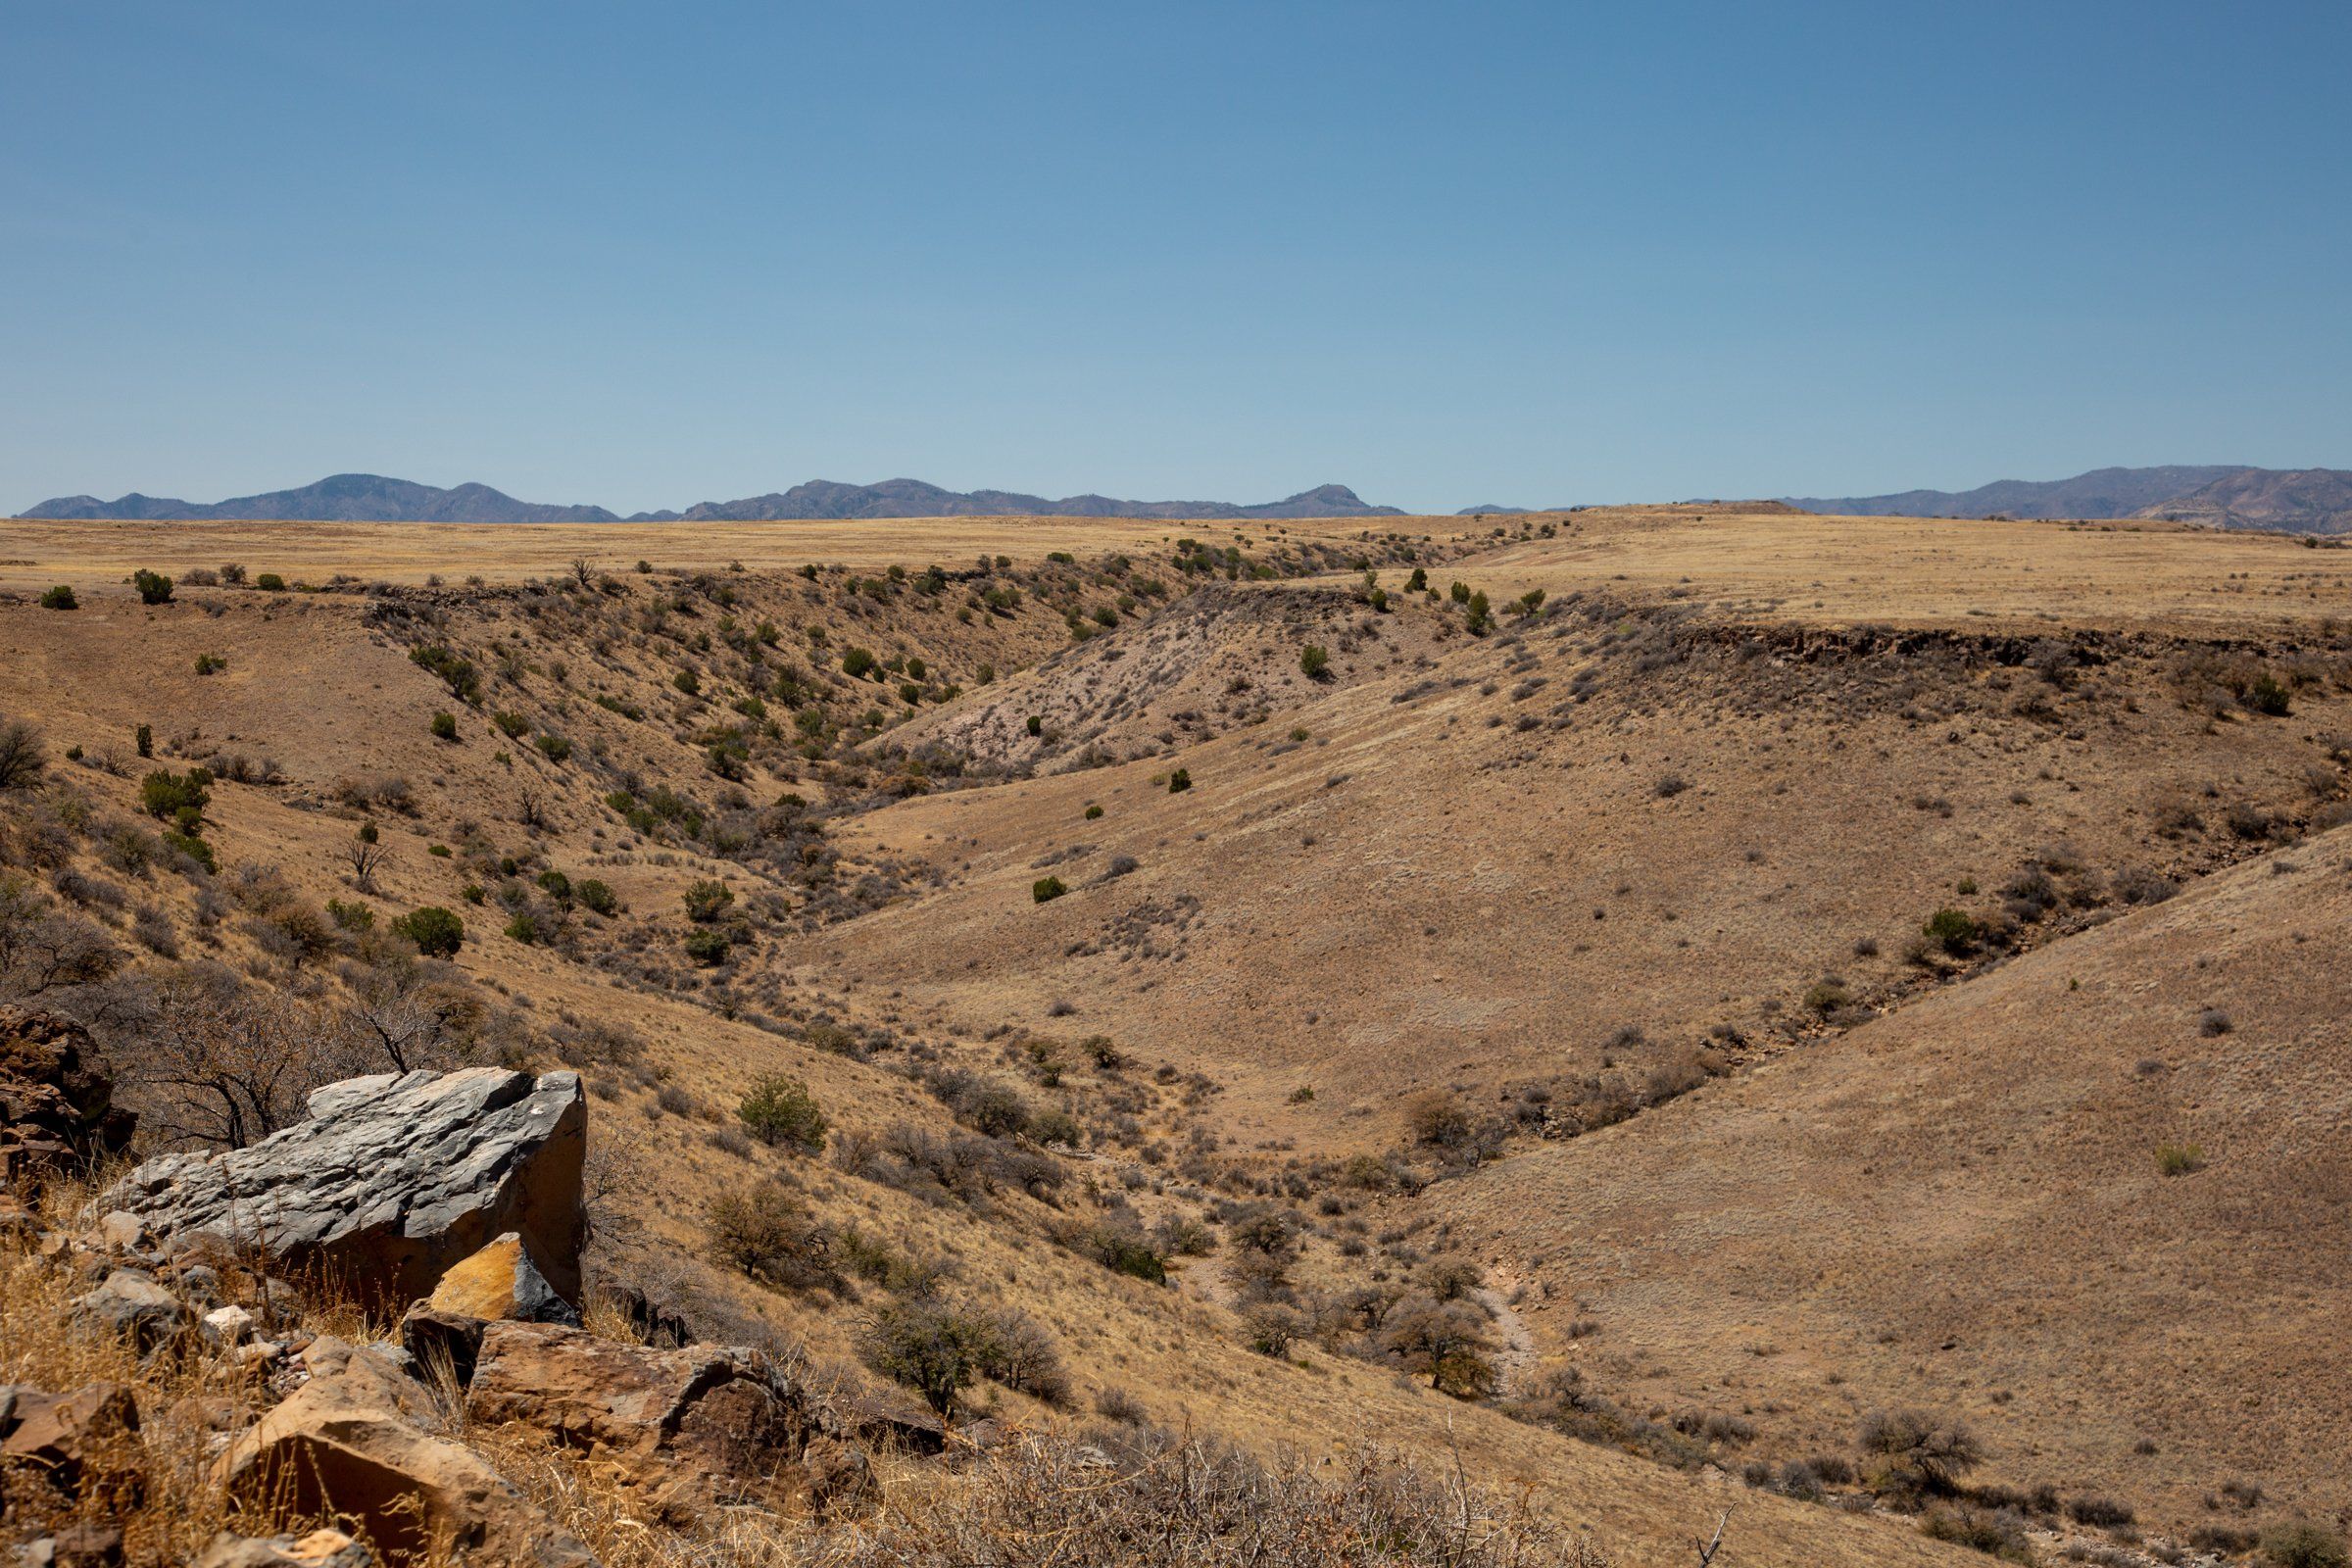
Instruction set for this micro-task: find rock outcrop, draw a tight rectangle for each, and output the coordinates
[0,1382,142,1493]
[0,1007,135,1180]
[464,1320,827,1517]
[104,1068,585,1309]
[423,1232,578,1326]
[216,1337,596,1567]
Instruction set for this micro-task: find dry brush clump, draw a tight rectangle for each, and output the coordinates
[817,1427,1617,1568]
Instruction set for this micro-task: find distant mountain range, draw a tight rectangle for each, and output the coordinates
[1787,465,2352,534]
[16,474,1403,524]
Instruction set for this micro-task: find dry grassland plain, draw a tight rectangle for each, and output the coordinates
[3,503,2347,1565]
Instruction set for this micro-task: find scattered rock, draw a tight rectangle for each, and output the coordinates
[193,1530,376,1568]
[397,1304,486,1388]
[831,1389,948,1455]
[24,1520,125,1567]
[0,1381,142,1492]
[106,1068,586,1310]
[92,1210,147,1252]
[216,1341,595,1567]
[202,1302,259,1346]
[466,1319,829,1515]
[424,1232,578,1325]
[72,1268,191,1354]
[0,1007,135,1181]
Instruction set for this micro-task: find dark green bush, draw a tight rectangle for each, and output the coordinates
[139,767,212,822]
[1033,876,1067,904]
[132,569,173,605]
[577,878,618,915]
[392,905,466,957]
[409,645,481,704]
[39,586,75,611]
[429,710,459,741]
[1923,906,1978,955]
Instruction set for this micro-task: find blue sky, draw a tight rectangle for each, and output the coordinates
[4,2,2347,514]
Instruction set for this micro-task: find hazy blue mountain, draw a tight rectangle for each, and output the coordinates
[653,479,1402,522]
[19,472,619,523]
[1787,466,2247,523]
[20,474,1403,523]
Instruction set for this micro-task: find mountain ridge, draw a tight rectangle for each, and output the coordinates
[16,473,1404,524]
[1788,464,2352,533]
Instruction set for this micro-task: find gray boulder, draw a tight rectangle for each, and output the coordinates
[72,1268,190,1354]
[104,1068,585,1310]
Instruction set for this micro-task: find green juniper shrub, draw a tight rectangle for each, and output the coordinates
[429,711,459,741]
[682,878,734,922]
[1923,906,1978,955]
[684,926,732,965]
[132,568,173,605]
[409,645,481,704]
[576,878,618,916]
[256,572,286,592]
[1167,767,1192,794]
[139,767,212,822]
[39,586,75,611]
[162,830,216,873]
[1300,644,1331,679]
[738,1072,827,1153]
[392,905,466,957]
[1033,876,1067,904]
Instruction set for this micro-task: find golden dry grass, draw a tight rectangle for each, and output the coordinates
[7,503,2346,1563]
[0,513,1491,593]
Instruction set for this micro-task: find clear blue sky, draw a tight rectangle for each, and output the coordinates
[5,1,2347,514]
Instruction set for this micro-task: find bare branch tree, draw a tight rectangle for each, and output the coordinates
[0,876,124,1001]
[338,956,479,1075]
[344,837,387,890]
[1692,1504,1734,1567]
[122,963,334,1150]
